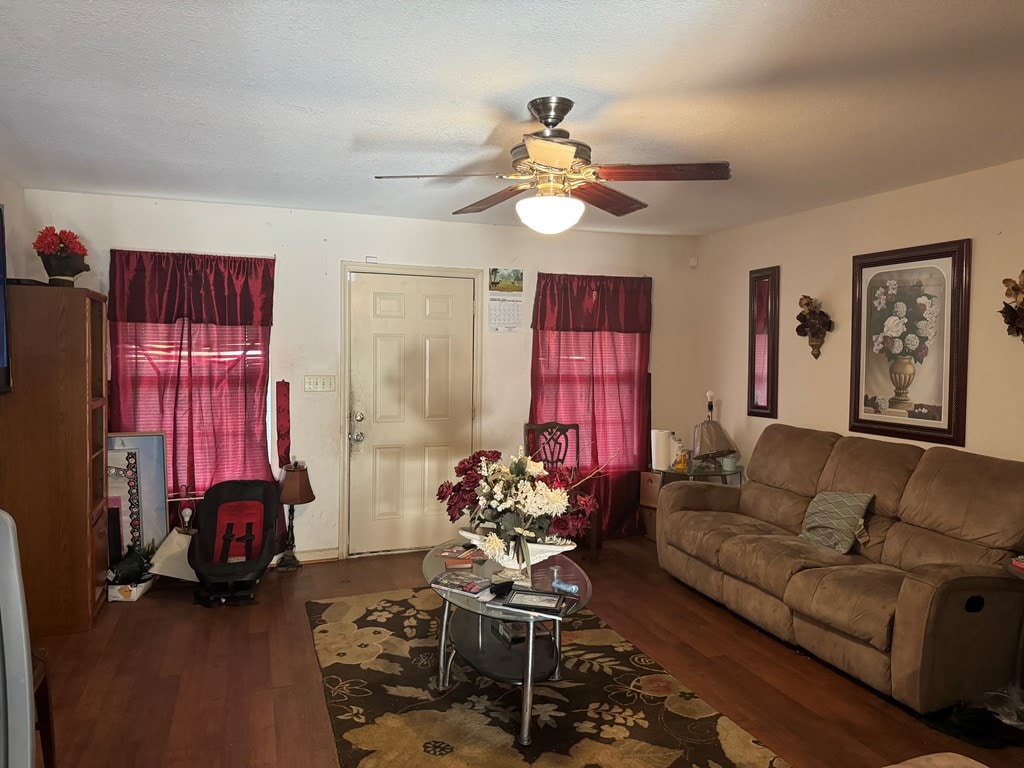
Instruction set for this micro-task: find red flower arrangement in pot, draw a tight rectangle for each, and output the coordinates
[33,226,91,286]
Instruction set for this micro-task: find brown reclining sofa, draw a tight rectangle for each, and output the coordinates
[656,423,1024,713]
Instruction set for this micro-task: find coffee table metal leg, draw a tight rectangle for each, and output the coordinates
[519,624,536,746]
[436,601,453,690]
[550,620,562,682]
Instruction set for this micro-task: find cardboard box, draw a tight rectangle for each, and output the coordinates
[107,577,155,602]
[640,505,657,541]
[640,471,662,508]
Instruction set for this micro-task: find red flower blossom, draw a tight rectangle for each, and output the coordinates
[549,510,589,538]
[32,226,88,258]
[454,450,501,477]
[436,481,453,502]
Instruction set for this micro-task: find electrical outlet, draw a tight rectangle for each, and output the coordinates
[303,375,337,392]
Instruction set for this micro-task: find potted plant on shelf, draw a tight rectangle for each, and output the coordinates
[32,226,91,286]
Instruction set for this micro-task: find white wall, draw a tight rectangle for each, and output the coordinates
[670,158,1024,464]
[21,157,1024,556]
[21,189,696,557]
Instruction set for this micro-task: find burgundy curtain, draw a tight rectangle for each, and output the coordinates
[109,250,276,501]
[529,273,652,537]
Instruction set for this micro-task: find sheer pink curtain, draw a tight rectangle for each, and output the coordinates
[108,251,275,497]
[529,273,652,537]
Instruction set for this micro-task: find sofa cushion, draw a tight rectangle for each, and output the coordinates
[881,523,1006,571]
[815,436,923,561]
[719,534,870,600]
[745,424,842,498]
[896,447,1024,553]
[669,510,788,568]
[740,425,842,532]
[785,563,905,652]
[816,436,923,519]
[800,491,873,554]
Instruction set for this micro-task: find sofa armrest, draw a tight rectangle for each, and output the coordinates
[890,561,1024,712]
[657,481,741,517]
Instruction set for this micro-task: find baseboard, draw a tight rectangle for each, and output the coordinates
[272,547,340,566]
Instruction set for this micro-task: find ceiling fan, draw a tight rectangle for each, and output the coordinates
[375,96,731,234]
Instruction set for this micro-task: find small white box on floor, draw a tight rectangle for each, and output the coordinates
[107,577,155,602]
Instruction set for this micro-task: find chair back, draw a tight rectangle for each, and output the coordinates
[188,480,280,586]
[0,510,34,768]
[524,422,580,470]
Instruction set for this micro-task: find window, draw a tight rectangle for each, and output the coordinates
[529,273,651,537]
[108,251,275,496]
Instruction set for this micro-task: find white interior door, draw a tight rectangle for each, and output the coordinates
[345,267,478,554]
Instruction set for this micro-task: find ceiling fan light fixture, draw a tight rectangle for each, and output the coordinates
[515,194,585,235]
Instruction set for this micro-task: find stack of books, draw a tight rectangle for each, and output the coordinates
[492,620,550,646]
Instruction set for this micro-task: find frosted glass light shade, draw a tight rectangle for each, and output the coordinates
[515,195,585,235]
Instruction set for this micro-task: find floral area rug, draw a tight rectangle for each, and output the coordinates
[306,588,790,768]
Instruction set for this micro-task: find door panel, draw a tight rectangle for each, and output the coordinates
[347,270,476,554]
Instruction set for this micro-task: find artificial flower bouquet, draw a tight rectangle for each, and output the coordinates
[32,225,91,282]
[33,226,89,259]
[1000,270,1024,344]
[869,278,938,364]
[436,448,596,561]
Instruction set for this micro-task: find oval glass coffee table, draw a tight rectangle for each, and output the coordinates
[422,540,592,745]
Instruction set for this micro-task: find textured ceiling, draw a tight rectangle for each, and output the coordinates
[2,0,1024,235]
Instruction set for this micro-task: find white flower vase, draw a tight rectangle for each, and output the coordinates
[458,530,576,577]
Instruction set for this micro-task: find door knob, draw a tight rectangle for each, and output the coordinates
[349,431,365,442]
[352,411,365,422]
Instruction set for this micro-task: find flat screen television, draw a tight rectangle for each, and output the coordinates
[0,202,10,393]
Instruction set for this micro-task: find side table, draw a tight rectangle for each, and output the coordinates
[639,466,743,541]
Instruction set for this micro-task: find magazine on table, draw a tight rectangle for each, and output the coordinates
[430,570,492,595]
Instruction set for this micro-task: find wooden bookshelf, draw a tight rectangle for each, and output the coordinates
[0,284,108,635]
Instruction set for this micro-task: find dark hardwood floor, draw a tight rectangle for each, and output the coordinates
[35,537,1023,768]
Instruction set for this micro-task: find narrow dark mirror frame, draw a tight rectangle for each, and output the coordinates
[748,266,780,418]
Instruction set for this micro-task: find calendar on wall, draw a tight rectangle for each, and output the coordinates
[487,267,524,332]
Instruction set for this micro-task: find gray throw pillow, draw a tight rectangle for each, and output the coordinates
[799,491,874,554]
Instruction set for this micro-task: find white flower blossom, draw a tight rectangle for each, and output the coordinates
[481,533,506,560]
[876,396,889,412]
[890,337,904,354]
[904,334,920,351]
[882,316,907,337]
[872,334,884,353]
[886,279,898,295]
[893,301,907,318]
[873,287,887,311]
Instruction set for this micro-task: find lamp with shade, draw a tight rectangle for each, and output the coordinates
[278,462,315,571]
[692,390,737,469]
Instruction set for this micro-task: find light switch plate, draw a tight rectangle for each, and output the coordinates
[303,375,337,392]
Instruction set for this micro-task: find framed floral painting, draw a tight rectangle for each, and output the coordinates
[849,240,971,445]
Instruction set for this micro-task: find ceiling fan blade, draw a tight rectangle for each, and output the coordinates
[573,183,648,217]
[375,172,517,180]
[452,182,535,215]
[594,162,731,182]
[524,135,576,170]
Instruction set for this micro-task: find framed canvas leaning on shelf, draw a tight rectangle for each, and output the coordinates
[108,432,169,552]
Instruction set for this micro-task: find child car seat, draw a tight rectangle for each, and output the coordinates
[188,479,280,605]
